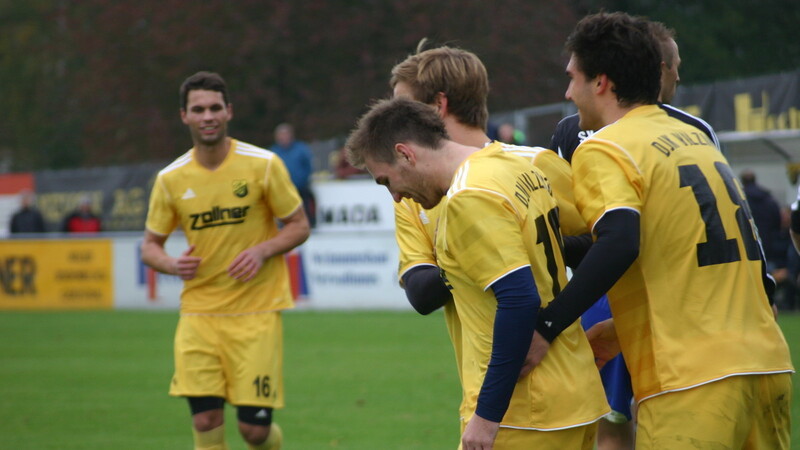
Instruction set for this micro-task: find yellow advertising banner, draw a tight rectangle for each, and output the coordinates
[0,239,113,310]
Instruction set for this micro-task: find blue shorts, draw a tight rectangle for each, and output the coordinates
[581,295,633,422]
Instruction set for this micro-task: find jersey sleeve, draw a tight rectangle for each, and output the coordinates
[442,190,530,290]
[395,200,437,278]
[145,174,179,235]
[532,150,588,236]
[572,139,644,231]
[265,155,303,219]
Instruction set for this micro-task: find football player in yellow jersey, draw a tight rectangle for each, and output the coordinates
[389,44,590,433]
[533,13,793,449]
[346,97,608,450]
[141,72,310,450]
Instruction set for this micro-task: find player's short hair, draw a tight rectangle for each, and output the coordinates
[649,21,678,68]
[345,97,449,169]
[179,71,229,110]
[390,40,489,130]
[566,12,661,106]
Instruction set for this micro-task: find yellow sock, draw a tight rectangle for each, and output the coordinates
[246,423,283,450]
[192,424,229,450]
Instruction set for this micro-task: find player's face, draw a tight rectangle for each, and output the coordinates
[181,89,232,147]
[565,55,602,131]
[660,39,681,104]
[366,155,442,209]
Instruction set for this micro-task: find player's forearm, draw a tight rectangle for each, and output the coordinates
[476,267,540,423]
[536,210,640,342]
[256,218,310,261]
[141,242,177,275]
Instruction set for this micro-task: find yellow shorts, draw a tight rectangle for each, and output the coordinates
[636,373,792,449]
[169,311,284,409]
[458,422,598,450]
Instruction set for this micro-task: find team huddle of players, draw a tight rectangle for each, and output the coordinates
[141,11,793,450]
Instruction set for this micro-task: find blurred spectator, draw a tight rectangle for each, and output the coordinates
[497,122,525,145]
[62,194,102,233]
[740,170,783,272]
[486,122,499,141]
[273,123,316,227]
[10,189,46,233]
[332,147,367,179]
[776,206,799,310]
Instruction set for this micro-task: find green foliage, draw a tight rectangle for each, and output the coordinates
[4,1,799,170]
[576,0,800,83]
[1,1,578,170]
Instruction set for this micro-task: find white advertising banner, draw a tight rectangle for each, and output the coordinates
[313,179,396,232]
[113,234,185,309]
[300,231,408,310]
[111,231,409,311]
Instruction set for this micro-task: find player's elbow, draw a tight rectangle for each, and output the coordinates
[402,266,452,315]
[407,295,441,315]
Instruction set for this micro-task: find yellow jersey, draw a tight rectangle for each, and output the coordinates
[572,105,793,402]
[394,143,590,421]
[145,139,302,314]
[434,142,608,429]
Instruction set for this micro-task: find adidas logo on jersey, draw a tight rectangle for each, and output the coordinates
[255,409,269,419]
[182,188,196,199]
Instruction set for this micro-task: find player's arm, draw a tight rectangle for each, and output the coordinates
[395,201,451,314]
[536,209,640,342]
[462,267,540,448]
[445,189,539,446]
[478,267,540,419]
[228,206,310,281]
[141,230,201,280]
[562,233,593,269]
[401,266,452,315]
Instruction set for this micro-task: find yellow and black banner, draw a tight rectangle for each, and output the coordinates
[0,240,113,310]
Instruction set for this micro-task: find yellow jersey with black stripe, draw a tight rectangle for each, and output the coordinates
[572,105,793,402]
[145,139,302,314]
[394,143,588,420]
[397,143,586,282]
[434,142,608,429]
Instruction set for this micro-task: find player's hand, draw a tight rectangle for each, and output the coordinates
[461,414,499,450]
[585,318,620,370]
[228,246,265,282]
[519,331,549,379]
[174,245,202,280]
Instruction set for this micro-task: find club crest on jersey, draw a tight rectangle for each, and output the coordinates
[233,180,248,198]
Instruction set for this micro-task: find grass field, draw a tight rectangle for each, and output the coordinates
[0,309,798,449]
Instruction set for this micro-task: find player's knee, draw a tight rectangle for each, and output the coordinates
[192,410,224,432]
[188,396,225,431]
[237,406,273,444]
[238,422,269,445]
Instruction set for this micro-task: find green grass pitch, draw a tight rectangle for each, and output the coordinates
[0,309,798,449]
[0,310,461,449]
